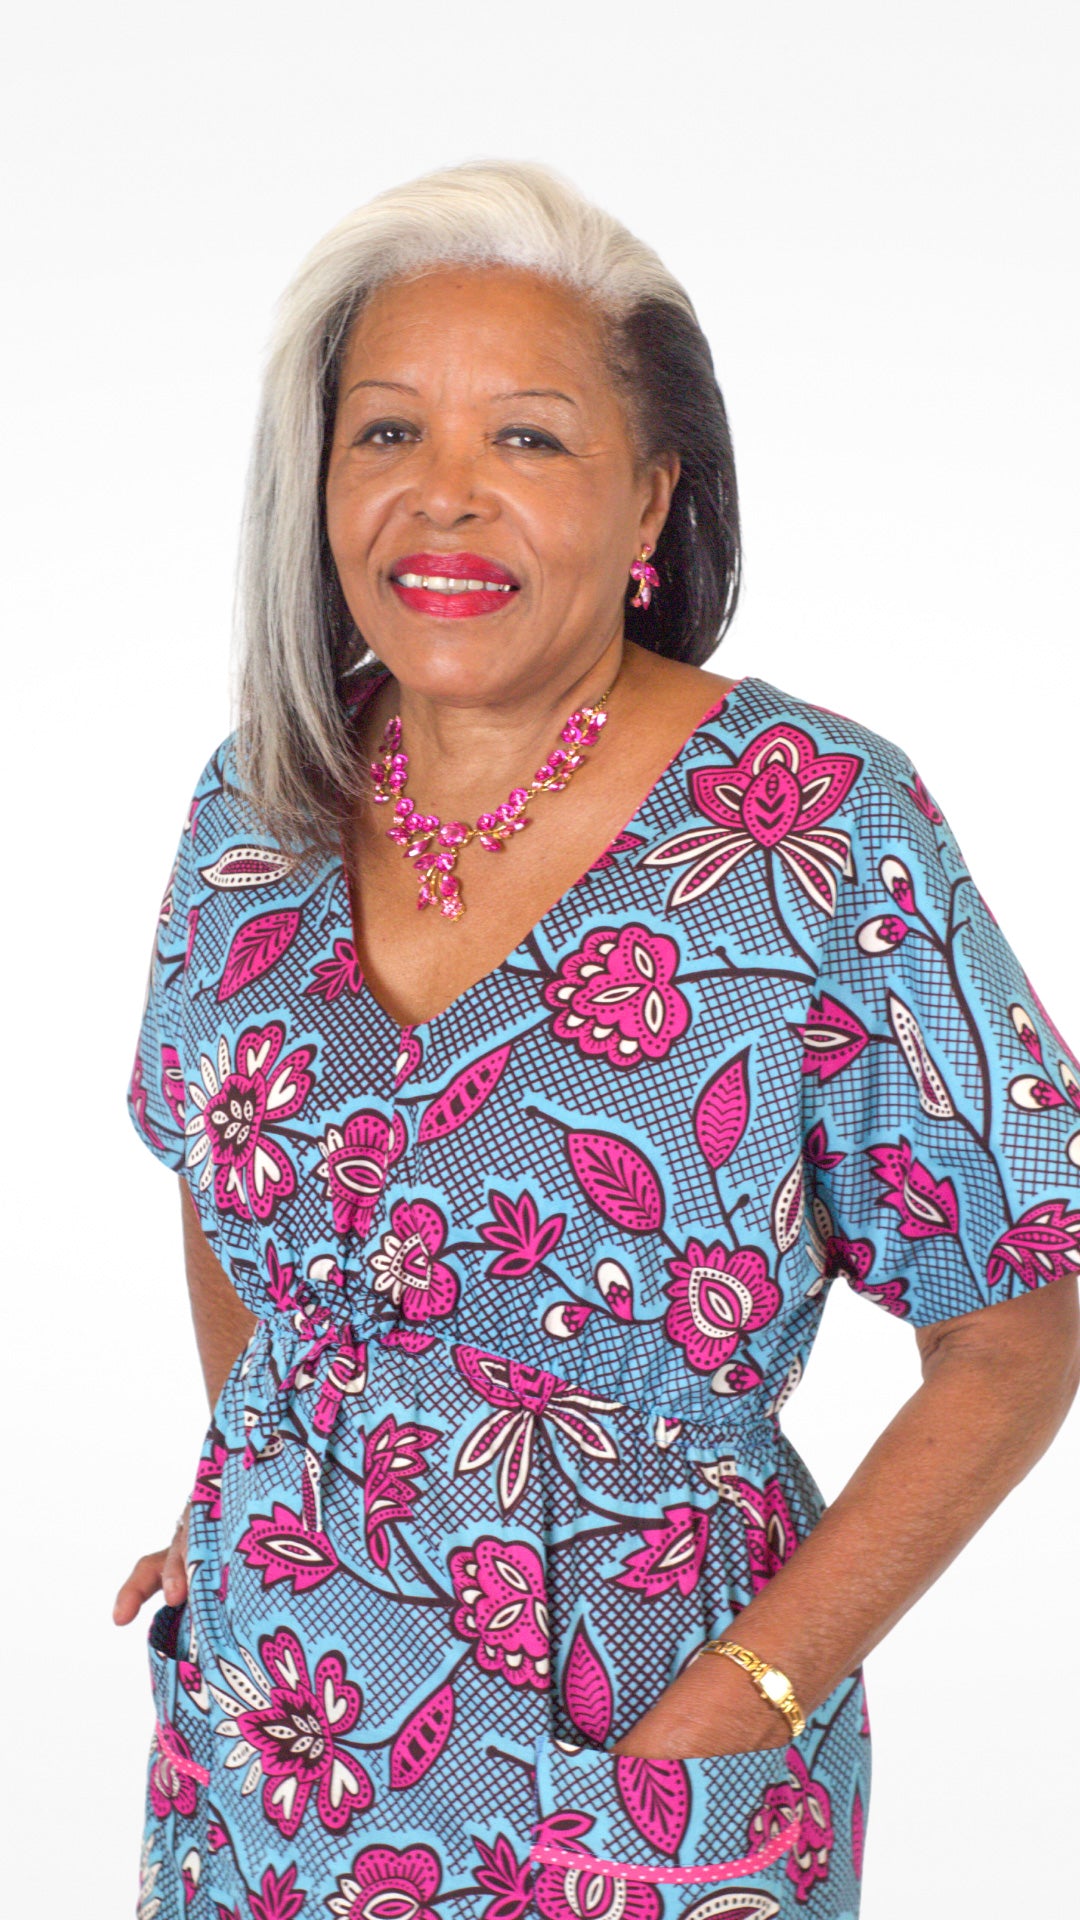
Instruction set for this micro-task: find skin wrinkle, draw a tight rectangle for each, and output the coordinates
[114,264,1080,1784]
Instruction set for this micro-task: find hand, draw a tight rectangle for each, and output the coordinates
[608,1647,792,1759]
[112,1502,190,1626]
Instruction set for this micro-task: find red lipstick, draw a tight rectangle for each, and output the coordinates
[389,551,520,619]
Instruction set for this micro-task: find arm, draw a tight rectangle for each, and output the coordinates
[112,1178,259,1626]
[611,1275,1080,1756]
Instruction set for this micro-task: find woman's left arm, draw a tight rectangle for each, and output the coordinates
[611,1276,1080,1758]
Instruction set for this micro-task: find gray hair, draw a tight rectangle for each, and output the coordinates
[235,158,739,850]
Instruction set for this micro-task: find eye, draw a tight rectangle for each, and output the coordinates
[355,420,418,447]
[497,426,566,452]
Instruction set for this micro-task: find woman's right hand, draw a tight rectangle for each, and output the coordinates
[112,1501,190,1625]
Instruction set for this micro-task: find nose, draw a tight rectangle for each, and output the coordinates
[406,430,495,528]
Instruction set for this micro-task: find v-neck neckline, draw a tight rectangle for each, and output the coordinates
[336,670,757,1039]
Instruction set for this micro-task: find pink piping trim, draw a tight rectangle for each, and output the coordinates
[154,1718,211,1786]
[528,1813,800,1885]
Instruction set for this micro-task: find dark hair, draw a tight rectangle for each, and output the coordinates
[613,298,741,662]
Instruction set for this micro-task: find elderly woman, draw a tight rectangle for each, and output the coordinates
[116,161,1079,1919]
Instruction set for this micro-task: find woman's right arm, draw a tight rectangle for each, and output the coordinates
[112,1179,259,1625]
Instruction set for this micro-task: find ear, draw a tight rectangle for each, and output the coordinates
[638,451,682,549]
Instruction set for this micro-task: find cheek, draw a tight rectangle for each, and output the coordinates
[324,466,384,568]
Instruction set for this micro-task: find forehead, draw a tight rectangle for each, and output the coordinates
[337,264,612,395]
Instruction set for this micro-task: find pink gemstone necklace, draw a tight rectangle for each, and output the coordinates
[368,687,614,920]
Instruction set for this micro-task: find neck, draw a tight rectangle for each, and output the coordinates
[366,632,632,817]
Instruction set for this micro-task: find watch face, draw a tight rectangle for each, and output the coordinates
[759,1669,787,1704]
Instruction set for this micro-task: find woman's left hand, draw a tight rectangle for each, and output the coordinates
[608,1647,791,1759]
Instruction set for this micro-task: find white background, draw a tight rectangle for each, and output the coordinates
[3,3,1078,1914]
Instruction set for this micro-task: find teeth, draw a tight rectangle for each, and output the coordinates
[396,572,513,593]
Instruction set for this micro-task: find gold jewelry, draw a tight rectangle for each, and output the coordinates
[695,1637,806,1737]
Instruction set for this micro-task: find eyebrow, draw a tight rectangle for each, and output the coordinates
[342,379,579,409]
[343,379,420,400]
[494,387,579,408]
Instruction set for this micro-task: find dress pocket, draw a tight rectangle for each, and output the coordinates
[146,1601,212,1822]
[529,1723,829,1920]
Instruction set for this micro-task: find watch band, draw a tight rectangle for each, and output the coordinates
[695,1637,807,1737]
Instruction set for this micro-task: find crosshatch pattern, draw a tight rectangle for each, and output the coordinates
[127,673,1080,1918]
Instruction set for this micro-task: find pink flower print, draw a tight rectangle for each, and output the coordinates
[743,1474,798,1592]
[644,722,861,914]
[987,1197,1080,1290]
[804,1189,883,1304]
[129,1051,165,1151]
[613,1503,709,1598]
[1010,1001,1044,1064]
[477,1188,566,1278]
[453,1347,619,1514]
[803,1120,844,1171]
[148,1719,205,1819]
[161,1044,186,1128]
[236,1499,339,1593]
[785,1749,835,1902]
[543,925,691,1068]
[363,1415,439,1569]
[191,1438,228,1520]
[541,1300,594,1340]
[794,993,869,1083]
[867,1138,959,1239]
[184,1023,313,1224]
[305,937,363,1002]
[212,1628,372,1840]
[471,1831,534,1920]
[532,1843,661,1920]
[748,1749,834,1903]
[327,1844,442,1920]
[586,827,645,875]
[180,1847,202,1905]
[448,1537,551,1688]
[249,1862,308,1920]
[878,855,916,915]
[1007,1006,1080,1166]
[394,1027,424,1089]
[593,1257,635,1320]
[664,1238,781,1376]
[900,769,944,823]
[316,1108,404,1238]
[856,913,909,954]
[851,1786,865,1881]
[370,1199,459,1320]
[1008,1073,1066,1112]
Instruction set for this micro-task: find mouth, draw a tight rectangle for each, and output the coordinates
[389,551,521,620]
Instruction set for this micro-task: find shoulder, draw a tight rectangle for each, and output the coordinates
[166,729,286,897]
[182,730,280,855]
[701,674,947,827]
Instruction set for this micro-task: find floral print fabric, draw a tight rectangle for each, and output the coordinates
[128,674,1080,1920]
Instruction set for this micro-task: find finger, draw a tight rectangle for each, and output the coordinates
[162,1530,189,1607]
[113,1550,168,1626]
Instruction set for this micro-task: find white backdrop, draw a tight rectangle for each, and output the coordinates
[3,3,1077,1914]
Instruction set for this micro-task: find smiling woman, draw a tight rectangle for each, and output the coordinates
[118,160,1080,1920]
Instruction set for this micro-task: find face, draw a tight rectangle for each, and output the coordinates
[323,265,679,706]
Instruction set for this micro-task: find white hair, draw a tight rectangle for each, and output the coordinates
[235,158,735,849]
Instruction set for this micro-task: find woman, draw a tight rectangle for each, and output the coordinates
[116,161,1079,1919]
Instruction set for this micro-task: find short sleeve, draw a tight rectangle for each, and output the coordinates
[799,743,1080,1327]
[125,775,203,1172]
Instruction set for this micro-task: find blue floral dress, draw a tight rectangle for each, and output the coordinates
[128,673,1080,1920]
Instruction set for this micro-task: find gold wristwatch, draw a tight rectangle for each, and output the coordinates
[695,1637,806,1737]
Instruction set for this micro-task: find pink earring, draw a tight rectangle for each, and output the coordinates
[629,543,660,609]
